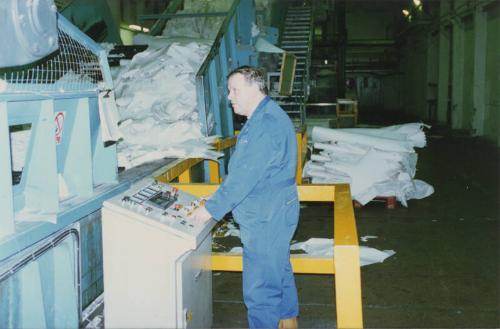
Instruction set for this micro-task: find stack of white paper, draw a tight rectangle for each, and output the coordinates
[303,124,434,206]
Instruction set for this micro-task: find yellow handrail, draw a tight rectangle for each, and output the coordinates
[154,131,363,328]
[168,182,363,328]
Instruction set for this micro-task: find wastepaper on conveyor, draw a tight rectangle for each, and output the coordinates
[161,0,232,40]
[109,0,268,169]
[303,123,434,206]
[112,40,225,169]
[109,0,237,169]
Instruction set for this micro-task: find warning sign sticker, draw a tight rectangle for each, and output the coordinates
[55,111,65,145]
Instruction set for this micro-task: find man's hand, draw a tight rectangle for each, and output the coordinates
[188,205,212,224]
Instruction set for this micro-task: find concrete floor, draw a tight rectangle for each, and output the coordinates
[81,125,498,329]
[212,130,499,327]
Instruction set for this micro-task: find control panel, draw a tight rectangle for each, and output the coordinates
[102,177,215,328]
[103,178,214,248]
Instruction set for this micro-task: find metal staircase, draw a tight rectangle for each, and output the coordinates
[277,4,313,125]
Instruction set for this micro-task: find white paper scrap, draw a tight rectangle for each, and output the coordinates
[290,238,395,267]
[229,247,243,254]
[10,129,31,172]
[223,222,241,238]
[98,90,123,142]
[359,247,395,266]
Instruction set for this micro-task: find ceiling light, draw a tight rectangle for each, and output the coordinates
[128,24,150,33]
[402,9,410,16]
[128,24,141,31]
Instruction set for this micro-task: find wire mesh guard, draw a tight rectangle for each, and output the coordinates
[0,26,104,93]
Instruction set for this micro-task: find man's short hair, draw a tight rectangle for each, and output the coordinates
[227,66,268,95]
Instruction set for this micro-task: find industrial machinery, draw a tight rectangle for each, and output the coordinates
[102,178,216,328]
[0,0,59,67]
[0,1,119,327]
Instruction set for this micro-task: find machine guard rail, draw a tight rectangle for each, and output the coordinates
[195,0,255,137]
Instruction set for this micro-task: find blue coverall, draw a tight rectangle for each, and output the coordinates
[205,96,300,328]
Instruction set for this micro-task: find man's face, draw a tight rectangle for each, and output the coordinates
[227,73,256,117]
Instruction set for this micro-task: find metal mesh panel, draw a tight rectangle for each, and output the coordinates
[1,28,103,93]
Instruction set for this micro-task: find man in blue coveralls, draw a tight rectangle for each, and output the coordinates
[189,66,300,328]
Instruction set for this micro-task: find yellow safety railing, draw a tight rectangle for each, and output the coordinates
[154,131,363,328]
[154,136,237,184]
[295,126,308,185]
[155,130,307,185]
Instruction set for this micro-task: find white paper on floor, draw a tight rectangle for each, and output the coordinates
[229,246,243,253]
[214,220,241,238]
[229,238,396,266]
[303,123,434,206]
[290,238,395,267]
[223,222,241,238]
[224,237,395,267]
[360,235,378,242]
